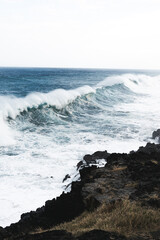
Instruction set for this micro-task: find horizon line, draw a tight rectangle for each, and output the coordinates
[0,66,160,71]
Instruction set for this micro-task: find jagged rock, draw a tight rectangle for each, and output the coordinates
[76,160,84,170]
[63,174,71,183]
[152,129,160,143]
[77,151,109,170]
[83,151,110,164]
[3,183,84,238]
[137,142,160,154]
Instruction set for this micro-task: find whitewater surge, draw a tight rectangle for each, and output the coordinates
[0,116,16,146]
[0,70,160,227]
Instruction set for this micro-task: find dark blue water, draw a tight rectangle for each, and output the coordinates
[0,67,156,97]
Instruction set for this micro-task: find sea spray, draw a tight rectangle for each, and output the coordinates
[0,114,15,146]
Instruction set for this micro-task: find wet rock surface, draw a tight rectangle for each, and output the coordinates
[63,174,71,183]
[1,132,160,240]
[77,150,109,169]
[152,129,160,143]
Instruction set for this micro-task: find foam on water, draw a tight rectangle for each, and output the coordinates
[0,72,160,227]
[0,85,95,147]
[0,114,16,146]
[97,73,160,95]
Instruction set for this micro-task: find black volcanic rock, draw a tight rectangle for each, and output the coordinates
[76,160,83,170]
[1,142,160,239]
[2,182,85,239]
[81,144,160,208]
[77,150,110,170]
[14,230,75,240]
[83,150,110,164]
[152,129,160,143]
[77,230,127,240]
[63,174,71,183]
[137,142,160,154]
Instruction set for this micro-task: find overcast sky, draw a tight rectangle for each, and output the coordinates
[0,0,160,69]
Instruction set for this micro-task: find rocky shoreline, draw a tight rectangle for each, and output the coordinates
[0,130,160,240]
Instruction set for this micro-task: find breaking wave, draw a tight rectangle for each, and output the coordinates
[0,73,160,146]
[98,74,160,96]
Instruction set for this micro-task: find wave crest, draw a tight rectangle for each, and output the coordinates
[97,74,160,95]
[0,85,95,146]
[0,85,95,120]
[1,73,160,146]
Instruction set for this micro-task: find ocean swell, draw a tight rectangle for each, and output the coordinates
[1,73,160,146]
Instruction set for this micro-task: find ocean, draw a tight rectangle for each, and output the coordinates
[0,67,160,227]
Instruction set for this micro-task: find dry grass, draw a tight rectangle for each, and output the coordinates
[125,182,138,188]
[111,165,127,172]
[151,160,158,165]
[51,200,160,237]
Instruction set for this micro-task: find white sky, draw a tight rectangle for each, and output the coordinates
[0,0,160,69]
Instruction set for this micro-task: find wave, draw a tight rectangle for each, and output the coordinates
[97,73,160,95]
[0,85,95,146]
[1,73,160,120]
[0,73,160,146]
[0,85,95,120]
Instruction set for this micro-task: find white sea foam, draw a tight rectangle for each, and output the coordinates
[0,113,16,146]
[97,73,160,96]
